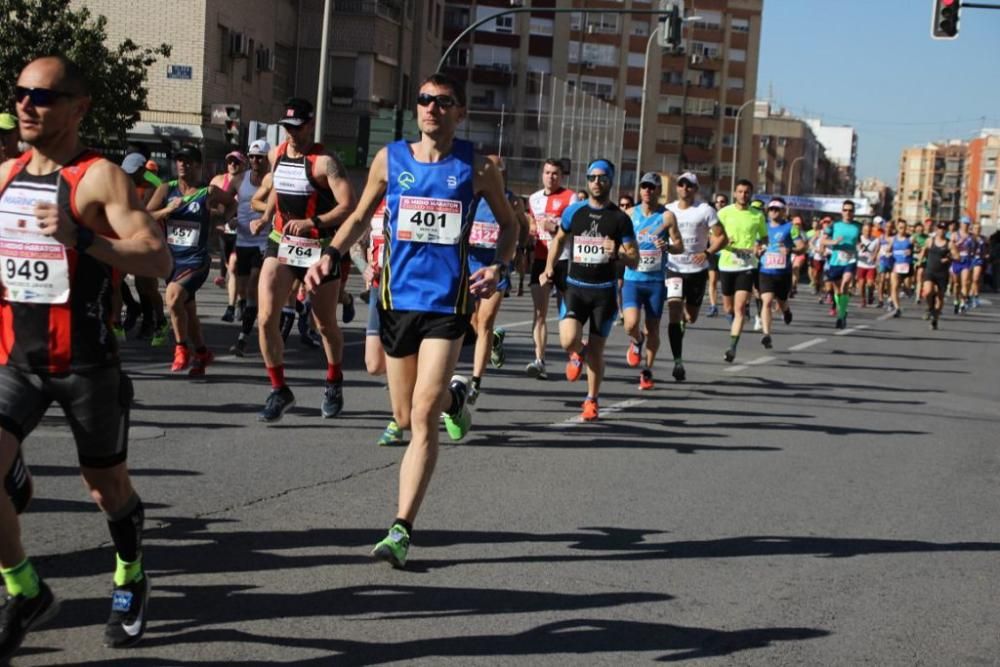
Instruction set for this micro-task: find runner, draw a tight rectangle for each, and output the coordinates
[0,113,21,162]
[304,73,517,567]
[920,220,951,330]
[664,172,725,381]
[706,193,728,317]
[807,218,828,298]
[911,221,929,306]
[211,151,244,319]
[789,215,806,297]
[717,179,767,362]
[228,140,271,356]
[466,157,529,405]
[889,220,913,317]
[0,55,173,658]
[542,158,638,419]
[622,172,683,389]
[821,200,862,330]
[618,194,634,213]
[951,217,974,314]
[147,145,236,376]
[855,221,879,308]
[758,197,805,348]
[876,220,896,310]
[525,159,576,379]
[252,98,356,422]
[969,221,988,309]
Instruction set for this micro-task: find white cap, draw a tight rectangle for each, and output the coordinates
[248,139,270,156]
[873,215,884,225]
[677,171,699,187]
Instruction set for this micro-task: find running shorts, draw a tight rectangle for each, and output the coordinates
[560,284,618,338]
[719,269,755,297]
[758,273,792,301]
[378,308,471,358]
[622,279,665,320]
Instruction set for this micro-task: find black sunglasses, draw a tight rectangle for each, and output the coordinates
[14,85,75,107]
[677,181,696,188]
[248,155,265,160]
[639,183,657,190]
[586,174,609,182]
[417,93,458,109]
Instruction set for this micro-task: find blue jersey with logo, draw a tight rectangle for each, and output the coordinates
[892,235,913,266]
[163,180,210,267]
[759,221,797,276]
[381,139,476,314]
[825,220,861,267]
[623,205,665,282]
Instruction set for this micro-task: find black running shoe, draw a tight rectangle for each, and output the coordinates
[103,575,150,648]
[258,386,296,423]
[321,381,344,418]
[221,305,235,323]
[342,293,356,324]
[672,362,686,382]
[834,317,845,330]
[0,581,60,662]
[723,348,736,363]
[761,335,773,349]
[229,337,246,357]
[783,309,793,325]
[3,447,32,514]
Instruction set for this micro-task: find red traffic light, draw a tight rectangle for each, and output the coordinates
[931,0,961,39]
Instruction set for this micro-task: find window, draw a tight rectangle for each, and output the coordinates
[530,17,553,35]
[658,125,682,144]
[588,14,619,34]
[721,133,735,147]
[272,44,294,99]
[732,17,750,32]
[685,97,716,117]
[727,77,745,89]
[691,10,722,31]
[447,47,470,68]
[218,26,230,73]
[630,20,649,36]
[724,105,739,117]
[580,78,615,100]
[776,159,785,169]
[657,95,684,115]
[625,84,643,104]
[686,70,716,88]
[628,52,647,68]
[758,159,767,168]
[495,14,513,33]
[244,38,254,82]
[661,70,683,85]
[569,42,618,66]
[760,136,770,147]
[570,12,582,30]
[690,41,722,59]
[729,49,747,62]
[445,6,468,30]
[625,118,640,132]
[778,137,787,147]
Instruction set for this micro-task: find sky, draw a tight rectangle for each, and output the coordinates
[756,0,1000,187]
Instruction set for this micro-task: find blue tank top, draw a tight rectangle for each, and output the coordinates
[760,221,796,275]
[163,180,210,266]
[891,236,912,265]
[623,205,665,282]
[236,173,268,249]
[955,234,973,262]
[382,139,476,314]
[469,191,515,270]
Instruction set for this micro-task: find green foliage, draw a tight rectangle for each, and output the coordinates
[0,0,170,145]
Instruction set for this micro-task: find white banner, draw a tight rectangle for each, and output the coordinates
[755,195,873,217]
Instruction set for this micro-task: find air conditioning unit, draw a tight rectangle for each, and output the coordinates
[230,32,250,58]
[256,47,275,72]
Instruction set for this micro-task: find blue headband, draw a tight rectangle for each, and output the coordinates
[586,159,615,183]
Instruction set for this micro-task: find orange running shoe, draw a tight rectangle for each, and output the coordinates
[189,349,215,377]
[626,337,643,367]
[581,398,599,421]
[638,369,654,391]
[171,345,190,372]
[565,348,586,382]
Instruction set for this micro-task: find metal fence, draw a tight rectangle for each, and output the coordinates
[460,71,626,195]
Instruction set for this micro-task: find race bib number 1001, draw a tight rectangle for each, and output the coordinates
[278,234,323,268]
[396,197,464,245]
[573,236,609,265]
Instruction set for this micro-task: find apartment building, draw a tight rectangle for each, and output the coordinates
[75,0,440,169]
[805,119,857,194]
[751,101,823,195]
[895,140,967,225]
[441,0,763,195]
[965,131,1000,230]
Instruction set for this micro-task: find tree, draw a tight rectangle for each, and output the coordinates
[0,0,170,146]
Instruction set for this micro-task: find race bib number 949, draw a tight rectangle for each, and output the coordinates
[397,197,463,245]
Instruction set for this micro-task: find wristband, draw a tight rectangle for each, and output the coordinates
[322,245,342,264]
[74,226,95,254]
[311,215,322,227]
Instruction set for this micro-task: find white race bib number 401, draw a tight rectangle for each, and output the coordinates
[573,236,609,265]
[396,197,464,245]
[278,234,323,268]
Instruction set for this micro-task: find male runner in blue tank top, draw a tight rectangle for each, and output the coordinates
[305,73,517,568]
[541,159,639,421]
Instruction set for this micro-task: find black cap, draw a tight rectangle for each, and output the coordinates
[278,98,314,127]
[174,144,202,163]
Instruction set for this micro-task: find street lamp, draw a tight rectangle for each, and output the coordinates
[729,98,756,195]
[787,155,805,195]
[634,25,661,199]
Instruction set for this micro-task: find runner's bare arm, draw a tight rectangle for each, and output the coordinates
[543,226,569,282]
[313,153,356,229]
[147,183,181,222]
[35,160,172,278]
[474,155,517,267]
[656,211,684,255]
[707,223,727,255]
[250,173,272,213]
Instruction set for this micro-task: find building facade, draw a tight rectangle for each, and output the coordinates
[805,118,857,194]
[895,141,967,225]
[751,101,824,195]
[964,131,1000,231]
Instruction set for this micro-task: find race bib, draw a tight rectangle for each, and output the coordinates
[166,219,201,247]
[893,262,910,274]
[396,196,463,245]
[638,249,662,272]
[836,250,854,264]
[278,234,323,268]
[728,249,754,270]
[573,236,609,265]
[469,221,499,248]
[0,234,70,304]
[763,252,787,270]
[665,276,683,299]
[535,215,556,242]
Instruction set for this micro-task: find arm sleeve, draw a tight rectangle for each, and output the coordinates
[620,215,636,244]
[561,201,580,232]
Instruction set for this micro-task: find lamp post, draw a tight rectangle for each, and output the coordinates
[787,155,805,195]
[313,0,333,143]
[729,98,756,195]
[634,25,661,199]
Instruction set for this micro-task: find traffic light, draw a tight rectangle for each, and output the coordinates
[931,0,961,39]
[224,105,241,147]
[657,0,683,52]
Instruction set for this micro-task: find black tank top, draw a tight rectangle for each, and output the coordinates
[926,239,950,276]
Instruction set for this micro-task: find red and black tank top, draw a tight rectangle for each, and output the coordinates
[271,141,336,239]
[0,150,118,374]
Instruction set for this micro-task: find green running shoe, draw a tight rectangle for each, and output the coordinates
[112,325,126,342]
[150,322,170,347]
[371,523,410,568]
[442,375,471,441]
[489,327,506,368]
[377,420,404,446]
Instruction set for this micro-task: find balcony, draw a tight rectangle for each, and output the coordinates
[332,0,402,22]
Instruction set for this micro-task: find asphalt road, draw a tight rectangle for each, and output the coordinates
[9,270,1000,666]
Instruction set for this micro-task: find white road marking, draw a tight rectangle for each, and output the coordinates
[724,364,749,373]
[789,337,826,351]
[747,356,776,366]
[876,312,895,321]
[835,324,870,336]
[549,398,647,427]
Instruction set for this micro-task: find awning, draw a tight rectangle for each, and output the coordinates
[128,122,227,146]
